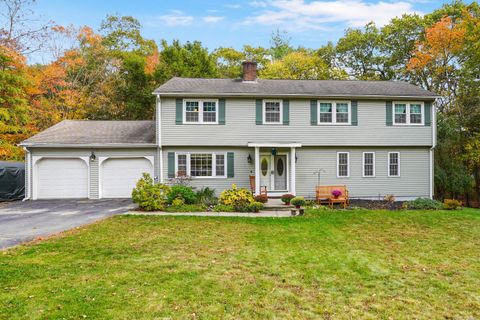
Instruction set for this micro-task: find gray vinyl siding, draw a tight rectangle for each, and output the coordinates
[27,147,156,199]
[161,146,430,199]
[295,147,430,199]
[162,147,253,193]
[160,98,433,147]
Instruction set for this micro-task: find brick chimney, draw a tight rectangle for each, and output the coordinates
[242,61,257,82]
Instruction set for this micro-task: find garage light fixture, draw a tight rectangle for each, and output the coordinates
[89,152,96,162]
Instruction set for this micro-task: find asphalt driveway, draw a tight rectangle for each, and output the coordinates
[0,199,135,249]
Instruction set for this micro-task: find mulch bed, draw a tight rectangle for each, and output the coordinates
[348,199,404,210]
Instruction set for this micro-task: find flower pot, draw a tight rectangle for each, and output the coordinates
[284,202,290,205]
[290,209,297,216]
[299,208,304,216]
[333,195,339,199]
[295,205,301,209]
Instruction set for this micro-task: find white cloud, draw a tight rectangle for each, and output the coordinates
[225,3,242,9]
[244,0,422,31]
[158,10,194,26]
[203,15,225,23]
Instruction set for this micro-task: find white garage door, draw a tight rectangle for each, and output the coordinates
[101,157,153,198]
[37,158,88,199]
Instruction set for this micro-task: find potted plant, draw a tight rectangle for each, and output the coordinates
[331,189,342,199]
[291,196,306,209]
[281,193,295,205]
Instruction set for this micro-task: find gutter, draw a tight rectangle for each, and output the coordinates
[153,92,440,100]
[18,143,158,148]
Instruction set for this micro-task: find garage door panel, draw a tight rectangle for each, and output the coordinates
[101,158,153,198]
[37,158,88,199]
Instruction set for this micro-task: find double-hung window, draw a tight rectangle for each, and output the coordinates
[363,152,375,177]
[318,101,350,125]
[175,153,226,178]
[337,152,349,177]
[263,100,282,124]
[394,102,423,125]
[388,152,400,177]
[183,99,218,124]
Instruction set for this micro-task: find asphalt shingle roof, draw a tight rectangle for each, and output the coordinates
[154,77,438,98]
[21,120,155,146]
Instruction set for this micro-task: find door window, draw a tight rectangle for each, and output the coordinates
[277,158,284,176]
[261,158,268,176]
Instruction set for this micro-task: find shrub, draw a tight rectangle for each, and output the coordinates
[213,204,235,212]
[248,201,264,213]
[172,198,185,206]
[196,187,218,206]
[167,185,197,204]
[443,199,462,210]
[281,193,295,204]
[219,184,255,210]
[402,198,443,210]
[131,173,170,211]
[254,194,268,203]
[384,194,396,203]
[291,196,306,207]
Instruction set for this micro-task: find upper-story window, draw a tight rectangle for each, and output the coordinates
[183,99,218,124]
[394,102,423,125]
[263,100,283,124]
[318,101,350,125]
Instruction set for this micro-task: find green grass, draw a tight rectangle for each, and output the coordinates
[1,209,480,319]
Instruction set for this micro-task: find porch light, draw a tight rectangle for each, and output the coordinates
[247,154,252,164]
[295,155,298,163]
[271,148,277,156]
[89,151,96,162]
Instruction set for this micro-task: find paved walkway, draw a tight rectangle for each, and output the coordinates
[127,210,295,217]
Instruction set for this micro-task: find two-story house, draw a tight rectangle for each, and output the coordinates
[20,61,438,200]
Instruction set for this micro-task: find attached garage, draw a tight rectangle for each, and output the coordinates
[21,120,157,200]
[100,157,154,198]
[35,158,88,199]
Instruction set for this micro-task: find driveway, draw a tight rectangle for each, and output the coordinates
[0,199,135,249]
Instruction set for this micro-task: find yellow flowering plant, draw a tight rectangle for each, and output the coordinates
[219,184,255,210]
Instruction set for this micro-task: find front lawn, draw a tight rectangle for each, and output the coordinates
[1,209,480,319]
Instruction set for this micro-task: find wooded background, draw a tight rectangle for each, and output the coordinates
[1,0,479,202]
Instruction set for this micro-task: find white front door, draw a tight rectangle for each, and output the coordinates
[259,153,288,192]
[259,155,271,190]
[101,157,153,198]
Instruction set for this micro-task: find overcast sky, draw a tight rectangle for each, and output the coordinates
[30,0,450,60]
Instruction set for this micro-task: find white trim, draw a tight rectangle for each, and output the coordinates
[362,152,376,178]
[262,99,283,125]
[429,148,434,199]
[290,147,296,195]
[336,152,350,178]
[387,152,401,177]
[393,101,424,126]
[20,143,157,148]
[254,147,260,195]
[247,142,302,148]
[174,152,227,179]
[317,100,351,125]
[32,156,90,200]
[182,98,219,124]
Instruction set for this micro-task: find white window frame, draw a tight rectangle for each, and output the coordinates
[388,152,401,177]
[393,101,424,126]
[336,152,350,178]
[183,99,219,124]
[362,152,376,178]
[175,152,227,178]
[263,99,283,125]
[317,100,351,125]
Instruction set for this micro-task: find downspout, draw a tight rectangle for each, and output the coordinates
[22,147,31,201]
[157,94,164,183]
[430,100,437,199]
